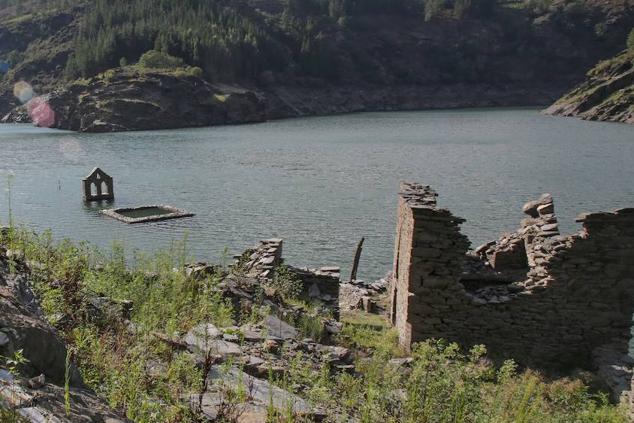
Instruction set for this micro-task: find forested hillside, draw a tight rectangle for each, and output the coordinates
[0,0,632,129]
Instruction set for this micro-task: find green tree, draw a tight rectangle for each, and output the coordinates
[425,0,445,21]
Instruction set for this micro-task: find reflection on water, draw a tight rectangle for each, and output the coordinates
[1,108,633,280]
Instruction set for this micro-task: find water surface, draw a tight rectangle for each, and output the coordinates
[1,108,633,280]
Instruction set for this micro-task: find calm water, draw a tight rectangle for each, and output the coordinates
[1,108,633,280]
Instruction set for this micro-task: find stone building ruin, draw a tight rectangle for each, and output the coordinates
[236,239,342,317]
[82,167,114,202]
[388,182,634,381]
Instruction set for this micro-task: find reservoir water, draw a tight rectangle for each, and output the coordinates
[1,108,633,280]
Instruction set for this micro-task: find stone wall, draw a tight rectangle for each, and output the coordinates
[237,238,284,280]
[236,239,341,317]
[388,183,470,349]
[288,266,341,317]
[389,182,634,372]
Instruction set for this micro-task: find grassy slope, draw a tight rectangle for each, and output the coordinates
[0,224,628,423]
[545,50,634,123]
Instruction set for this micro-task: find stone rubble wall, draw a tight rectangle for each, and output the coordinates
[389,182,634,373]
[340,275,390,314]
[236,239,341,317]
[238,238,284,280]
[288,266,341,318]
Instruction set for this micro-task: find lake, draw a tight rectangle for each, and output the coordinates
[1,108,633,281]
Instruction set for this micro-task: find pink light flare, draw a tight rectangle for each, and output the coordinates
[27,97,56,128]
[13,81,34,103]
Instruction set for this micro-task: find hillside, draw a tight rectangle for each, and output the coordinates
[544,47,634,124]
[0,0,633,131]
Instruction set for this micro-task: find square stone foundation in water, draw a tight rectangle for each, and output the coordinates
[101,205,194,224]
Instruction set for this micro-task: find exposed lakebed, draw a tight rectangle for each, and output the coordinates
[1,108,633,280]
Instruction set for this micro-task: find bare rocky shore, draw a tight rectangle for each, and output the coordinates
[544,50,634,125]
[1,68,560,132]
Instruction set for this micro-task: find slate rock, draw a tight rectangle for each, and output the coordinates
[264,315,298,340]
[522,194,553,218]
[183,324,241,358]
[197,366,317,419]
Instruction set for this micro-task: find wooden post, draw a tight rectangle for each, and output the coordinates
[349,237,365,282]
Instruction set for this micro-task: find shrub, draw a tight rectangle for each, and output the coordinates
[189,66,203,78]
[270,265,303,300]
[171,66,204,78]
[137,50,184,70]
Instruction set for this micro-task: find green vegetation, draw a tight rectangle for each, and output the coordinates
[0,407,28,423]
[628,28,634,51]
[0,221,628,422]
[64,0,290,81]
[2,227,230,421]
[0,0,630,104]
[137,50,184,70]
[270,265,304,300]
[132,49,203,77]
[0,349,28,377]
[0,349,30,422]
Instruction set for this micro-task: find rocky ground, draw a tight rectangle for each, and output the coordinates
[2,69,269,133]
[544,50,634,124]
[1,68,563,132]
[0,234,391,422]
[0,245,130,422]
[1,222,631,421]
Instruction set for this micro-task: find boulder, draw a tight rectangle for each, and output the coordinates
[0,263,82,387]
[183,324,241,358]
[0,369,130,422]
[263,315,298,340]
[192,366,322,421]
[522,194,553,218]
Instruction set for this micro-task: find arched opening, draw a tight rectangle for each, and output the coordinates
[101,181,109,195]
[90,182,98,196]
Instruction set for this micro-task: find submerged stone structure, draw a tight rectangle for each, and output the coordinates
[101,205,194,224]
[389,182,634,375]
[82,167,114,202]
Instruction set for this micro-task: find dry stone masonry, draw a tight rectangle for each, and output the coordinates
[236,239,341,315]
[237,238,284,280]
[82,167,114,202]
[389,182,634,380]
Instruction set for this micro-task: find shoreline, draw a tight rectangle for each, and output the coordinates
[2,79,560,133]
[0,103,548,134]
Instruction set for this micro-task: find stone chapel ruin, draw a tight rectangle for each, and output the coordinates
[82,167,114,202]
[388,182,634,379]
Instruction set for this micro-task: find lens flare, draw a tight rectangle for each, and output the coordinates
[27,97,56,128]
[58,138,85,163]
[13,81,34,104]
